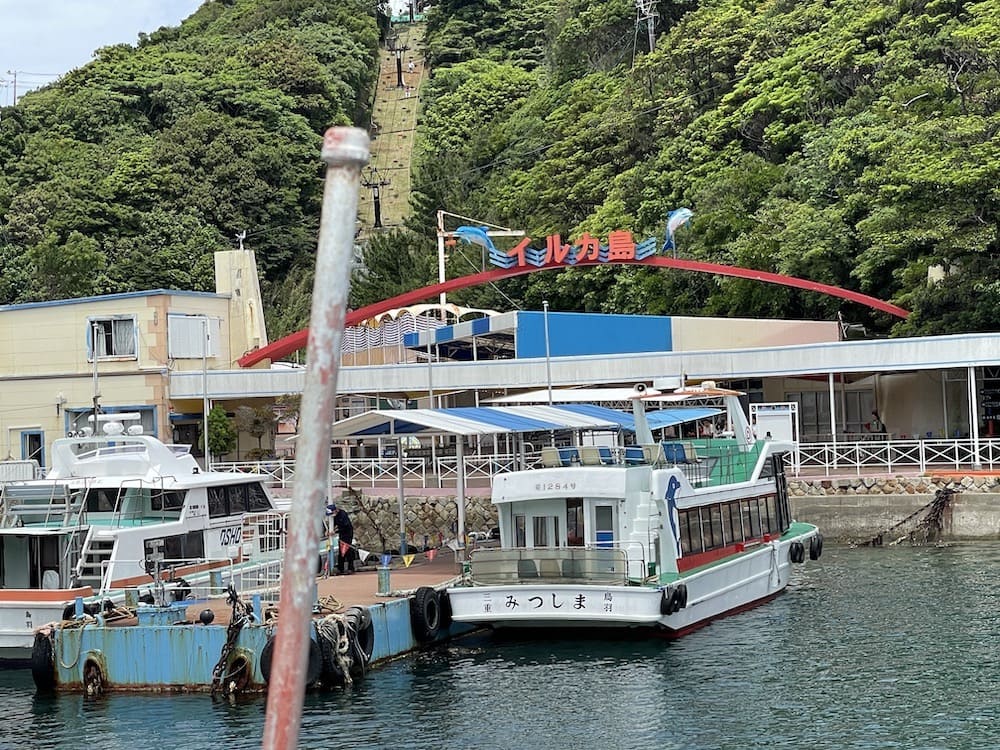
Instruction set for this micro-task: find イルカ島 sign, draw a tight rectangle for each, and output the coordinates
[453,226,660,269]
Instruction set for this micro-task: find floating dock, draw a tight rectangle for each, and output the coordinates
[31,551,464,695]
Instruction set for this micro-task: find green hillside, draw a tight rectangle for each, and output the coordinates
[0,0,383,337]
[2,0,998,339]
[411,0,1000,336]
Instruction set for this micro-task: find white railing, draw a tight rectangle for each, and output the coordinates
[214,437,1000,488]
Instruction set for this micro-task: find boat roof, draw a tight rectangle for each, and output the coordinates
[329,404,721,438]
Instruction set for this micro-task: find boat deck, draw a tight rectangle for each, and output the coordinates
[172,551,462,626]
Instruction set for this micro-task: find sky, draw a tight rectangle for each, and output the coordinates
[0,0,204,105]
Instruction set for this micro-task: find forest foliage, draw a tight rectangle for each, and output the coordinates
[2,0,999,338]
[412,0,1000,336]
[0,0,382,336]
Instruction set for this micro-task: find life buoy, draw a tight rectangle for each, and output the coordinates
[809,533,824,561]
[30,631,56,692]
[410,587,442,642]
[259,635,322,685]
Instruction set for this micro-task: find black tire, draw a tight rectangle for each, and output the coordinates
[30,632,56,692]
[226,653,252,695]
[439,591,453,632]
[789,541,804,564]
[61,604,76,621]
[345,607,375,662]
[410,587,442,642]
[660,588,676,616]
[172,578,191,602]
[259,636,275,683]
[809,533,824,561]
[260,635,323,685]
[676,583,688,610]
[83,658,105,699]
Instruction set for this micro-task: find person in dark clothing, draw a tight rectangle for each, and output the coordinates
[327,503,356,574]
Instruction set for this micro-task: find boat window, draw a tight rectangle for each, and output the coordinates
[85,488,120,513]
[762,495,777,534]
[704,504,724,550]
[566,498,584,546]
[514,515,526,547]
[208,486,228,517]
[743,499,762,538]
[228,484,249,514]
[594,506,614,548]
[721,502,739,544]
[532,517,548,547]
[247,483,272,512]
[155,531,205,563]
[150,490,186,512]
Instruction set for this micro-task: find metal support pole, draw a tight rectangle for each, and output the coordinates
[456,437,467,550]
[261,127,368,750]
[828,372,838,470]
[397,435,406,555]
[969,365,982,470]
[202,316,210,467]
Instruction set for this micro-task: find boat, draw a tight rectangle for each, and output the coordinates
[446,383,823,635]
[0,413,287,665]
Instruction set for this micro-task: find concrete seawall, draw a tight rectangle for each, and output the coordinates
[331,474,1000,550]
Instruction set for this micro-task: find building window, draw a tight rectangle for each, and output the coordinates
[88,316,136,360]
[168,315,221,359]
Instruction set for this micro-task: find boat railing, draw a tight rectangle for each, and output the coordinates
[467,547,632,586]
[0,481,84,527]
[95,555,284,603]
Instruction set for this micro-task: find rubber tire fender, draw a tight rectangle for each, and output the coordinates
[30,631,56,692]
[659,588,676,616]
[438,591,453,632]
[345,606,375,663]
[260,635,323,685]
[410,587,442,642]
[789,541,804,564]
[675,583,688,610]
[809,533,824,561]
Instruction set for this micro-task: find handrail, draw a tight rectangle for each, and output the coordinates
[213,437,1000,490]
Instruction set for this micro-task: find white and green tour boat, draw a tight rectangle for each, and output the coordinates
[446,384,823,635]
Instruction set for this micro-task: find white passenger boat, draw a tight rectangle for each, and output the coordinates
[446,385,823,635]
[0,414,286,665]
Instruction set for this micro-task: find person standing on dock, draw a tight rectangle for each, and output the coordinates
[328,503,356,575]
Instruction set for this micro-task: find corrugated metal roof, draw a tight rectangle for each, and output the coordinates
[329,404,718,438]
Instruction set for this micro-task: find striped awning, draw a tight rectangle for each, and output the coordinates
[330,404,720,438]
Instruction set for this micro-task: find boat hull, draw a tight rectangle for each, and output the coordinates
[447,528,818,634]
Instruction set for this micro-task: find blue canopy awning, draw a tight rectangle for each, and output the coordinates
[330,404,720,439]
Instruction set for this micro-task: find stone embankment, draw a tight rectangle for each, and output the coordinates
[325,474,1000,554]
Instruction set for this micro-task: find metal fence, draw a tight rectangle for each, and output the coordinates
[213,437,1000,489]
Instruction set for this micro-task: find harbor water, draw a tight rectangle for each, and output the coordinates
[2,543,999,749]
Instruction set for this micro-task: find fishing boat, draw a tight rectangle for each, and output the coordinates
[0,413,286,665]
[446,383,823,635]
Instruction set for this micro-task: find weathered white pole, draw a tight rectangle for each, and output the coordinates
[262,127,368,750]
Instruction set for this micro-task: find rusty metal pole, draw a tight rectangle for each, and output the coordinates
[262,127,369,750]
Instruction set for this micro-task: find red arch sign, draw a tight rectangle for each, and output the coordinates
[238,256,908,368]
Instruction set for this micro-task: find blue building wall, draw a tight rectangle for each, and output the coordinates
[516,312,673,358]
